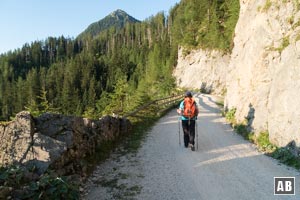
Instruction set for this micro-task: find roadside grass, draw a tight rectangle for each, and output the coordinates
[215,99,224,108]
[225,107,236,124]
[224,108,300,170]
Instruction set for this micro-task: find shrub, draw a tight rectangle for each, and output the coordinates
[225,108,236,124]
[0,165,79,200]
[255,131,276,152]
[272,148,300,169]
[234,124,248,138]
[24,174,79,200]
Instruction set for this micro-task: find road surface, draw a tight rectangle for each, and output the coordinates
[82,94,300,200]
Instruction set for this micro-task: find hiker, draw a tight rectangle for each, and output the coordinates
[177,91,199,151]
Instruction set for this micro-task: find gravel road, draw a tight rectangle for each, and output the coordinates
[82,94,300,200]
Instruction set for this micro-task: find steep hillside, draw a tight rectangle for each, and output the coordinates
[174,0,300,147]
[78,9,140,38]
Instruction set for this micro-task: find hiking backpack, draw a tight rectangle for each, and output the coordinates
[183,97,197,118]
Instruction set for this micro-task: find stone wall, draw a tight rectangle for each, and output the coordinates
[0,111,131,175]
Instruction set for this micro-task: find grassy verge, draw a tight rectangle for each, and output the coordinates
[225,108,300,170]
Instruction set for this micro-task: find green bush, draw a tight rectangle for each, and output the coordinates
[272,148,300,169]
[0,165,79,200]
[24,174,79,200]
[256,131,276,152]
[225,108,236,124]
[234,124,248,137]
[0,165,24,186]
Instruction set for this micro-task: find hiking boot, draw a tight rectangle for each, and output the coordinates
[184,141,189,148]
[191,145,195,151]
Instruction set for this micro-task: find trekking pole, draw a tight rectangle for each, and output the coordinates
[178,114,181,146]
[196,120,199,150]
[188,116,191,149]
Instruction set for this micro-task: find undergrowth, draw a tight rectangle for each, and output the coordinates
[0,165,79,199]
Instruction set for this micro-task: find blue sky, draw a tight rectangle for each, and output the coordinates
[0,0,180,54]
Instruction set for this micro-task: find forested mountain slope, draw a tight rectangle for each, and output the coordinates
[0,0,238,121]
[0,11,175,120]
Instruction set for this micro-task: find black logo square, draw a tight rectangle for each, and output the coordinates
[274,177,295,195]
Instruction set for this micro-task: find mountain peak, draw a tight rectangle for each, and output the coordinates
[110,9,127,16]
[78,9,140,39]
[108,9,137,22]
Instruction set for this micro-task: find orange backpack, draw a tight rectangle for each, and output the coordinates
[183,97,197,118]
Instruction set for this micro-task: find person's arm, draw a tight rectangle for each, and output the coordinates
[177,101,184,115]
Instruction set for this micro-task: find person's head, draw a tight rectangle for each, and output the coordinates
[185,91,192,98]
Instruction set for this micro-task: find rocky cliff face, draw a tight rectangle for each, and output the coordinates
[174,0,300,147]
[226,0,300,147]
[173,47,230,94]
[0,111,131,175]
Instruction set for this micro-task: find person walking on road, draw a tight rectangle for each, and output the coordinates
[177,91,199,151]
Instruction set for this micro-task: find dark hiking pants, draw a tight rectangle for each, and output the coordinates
[182,119,195,147]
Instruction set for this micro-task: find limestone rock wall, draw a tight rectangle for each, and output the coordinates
[0,111,131,175]
[225,0,300,147]
[173,48,230,94]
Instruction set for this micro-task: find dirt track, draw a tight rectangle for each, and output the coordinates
[82,94,300,200]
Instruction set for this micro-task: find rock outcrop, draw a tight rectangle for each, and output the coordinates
[225,0,300,147]
[0,111,131,175]
[173,48,230,94]
[174,0,300,147]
